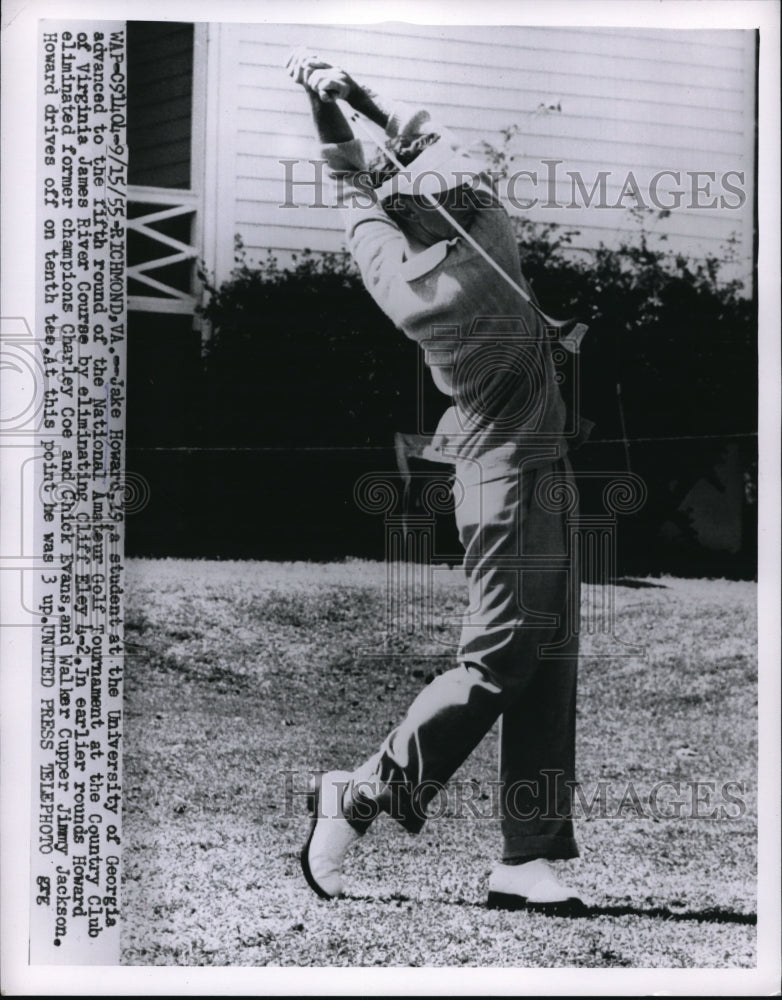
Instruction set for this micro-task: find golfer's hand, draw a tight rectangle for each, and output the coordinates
[285,48,353,103]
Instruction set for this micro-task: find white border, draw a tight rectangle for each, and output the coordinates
[2,1,779,995]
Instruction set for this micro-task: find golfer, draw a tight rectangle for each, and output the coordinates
[287,50,586,913]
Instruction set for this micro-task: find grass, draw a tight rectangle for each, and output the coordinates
[121,558,757,967]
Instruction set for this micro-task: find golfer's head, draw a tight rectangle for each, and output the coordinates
[383,188,482,247]
[368,133,487,247]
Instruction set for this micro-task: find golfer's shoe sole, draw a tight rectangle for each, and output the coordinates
[300,776,340,900]
[487,891,588,916]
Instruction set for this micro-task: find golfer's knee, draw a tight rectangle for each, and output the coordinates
[456,660,516,700]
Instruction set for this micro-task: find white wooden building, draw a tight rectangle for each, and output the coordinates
[126,21,756,322]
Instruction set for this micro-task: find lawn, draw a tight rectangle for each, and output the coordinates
[121,559,757,967]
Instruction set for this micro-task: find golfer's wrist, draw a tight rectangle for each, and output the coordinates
[346,84,390,129]
[346,87,375,118]
[307,88,353,143]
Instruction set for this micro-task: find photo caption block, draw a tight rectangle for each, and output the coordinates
[31,20,126,964]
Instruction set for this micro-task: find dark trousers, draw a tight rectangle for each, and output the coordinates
[349,456,580,862]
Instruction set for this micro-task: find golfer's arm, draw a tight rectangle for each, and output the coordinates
[347,81,446,149]
[306,88,354,144]
[347,213,408,325]
[345,84,433,144]
[345,84,392,131]
[346,210,452,343]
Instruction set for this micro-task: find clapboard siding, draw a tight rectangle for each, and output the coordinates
[235,106,742,160]
[213,23,754,283]
[236,80,747,132]
[238,24,747,74]
[237,141,744,180]
[238,174,745,230]
[238,42,747,99]
[237,129,749,211]
[237,203,743,246]
[236,64,748,115]
[128,22,194,189]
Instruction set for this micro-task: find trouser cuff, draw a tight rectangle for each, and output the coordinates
[346,780,436,834]
[343,788,378,834]
[502,834,579,863]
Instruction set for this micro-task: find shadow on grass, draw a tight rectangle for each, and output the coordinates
[346,893,756,925]
[565,904,755,925]
[610,577,669,589]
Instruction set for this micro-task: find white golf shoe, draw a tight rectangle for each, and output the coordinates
[300,770,363,899]
[487,859,587,914]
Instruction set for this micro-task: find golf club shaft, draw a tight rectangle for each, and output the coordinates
[345,106,586,347]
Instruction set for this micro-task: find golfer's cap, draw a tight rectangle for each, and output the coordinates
[376,136,484,203]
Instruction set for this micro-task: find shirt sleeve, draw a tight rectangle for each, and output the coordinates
[343,202,409,327]
[320,138,367,178]
[343,198,466,379]
[332,98,476,337]
[379,97,446,144]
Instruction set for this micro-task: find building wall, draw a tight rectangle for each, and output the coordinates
[207,23,755,288]
[128,21,194,190]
